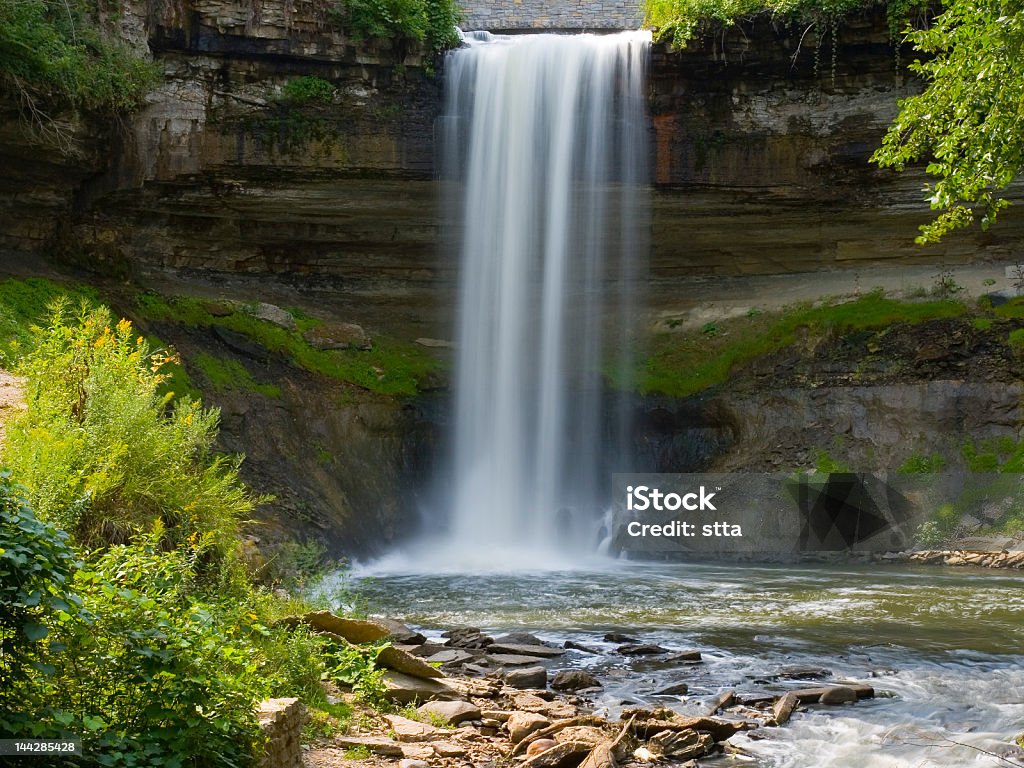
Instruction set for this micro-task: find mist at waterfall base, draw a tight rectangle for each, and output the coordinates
[381,30,651,571]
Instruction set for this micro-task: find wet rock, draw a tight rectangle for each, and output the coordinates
[494,632,546,645]
[382,671,460,704]
[377,618,427,645]
[376,645,446,679]
[505,665,549,690]
[628,713,751,743]
[776,665,832,680]
[791,683,874,703]
[490,653,549,666]
[818,686,858,705]
[508,712,551,743]
[489,643,565,658]
[651,682,689,696]
[603,632,638,643]
[304,322,371,351]
[212,326,270,360]
[384,715,446,742]
[771,692,799,726]
[617,643,668,656]
[564,641,601,654]
[417,700,481,725]
[704,689,736,715]
[664,650,703,662]
[551,670,602,692]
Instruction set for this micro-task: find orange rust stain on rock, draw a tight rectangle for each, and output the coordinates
[652,114,678,185]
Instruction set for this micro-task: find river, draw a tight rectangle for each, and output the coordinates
[349,561,1024,767]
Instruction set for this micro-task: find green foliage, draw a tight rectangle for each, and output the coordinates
[872,0,1024,242]
[343,0,461,52]
[1008,328,1024,354]
[260,539,331,591]
[136,292,443,397]
[813,449,850,473]
[281,76,335,104]
[0,476,83,687]
[897,452,945,473]
[0,277,100,365]
[324,640,388,705]
[193,352,282,398]
[0,0,157,133]
[643,0,924,46]
[914,519,946,547]
[5,304,259,555]
[962,435,1024,473]
[972,317,993,331]
[635,292,966,397]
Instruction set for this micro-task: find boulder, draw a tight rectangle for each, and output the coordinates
[399,760,430,768]
[651,682,689,696]
[523,740,594,768]
[251,302,297,330]
[603,632,638,643]
[508,712,551,743]
[417,700,481,725]
[564,641,601,654]
[775,665,832,680]
[664,650,703,663]
[377,618,427,645]
[382,671,460,704]
[304,322,371,351]
[818,686,858,705]
[648,729,714,760]
[791,683,874,703]
[298,611,389,643]
[432,742,467,757]
[494,632,546,645]
[617,643,668,656]
[505,665,549,690]
[376,645,446,679]
[704,689,736,715]
[551,670,602,691]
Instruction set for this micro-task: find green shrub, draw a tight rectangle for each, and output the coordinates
[0,475,83,688]
[281,76,335,104]
[343,0,460,51]
[0,0,158,139]
[5,303,259,555]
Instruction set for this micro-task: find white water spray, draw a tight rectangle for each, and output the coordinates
[430,30,650,563]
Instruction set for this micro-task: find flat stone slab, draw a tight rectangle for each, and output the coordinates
[791,683,874,704]
[425,649,475,665]
[488,653,550,666]
[333,736,403,756]
[377,645,446,679]
[288,611,390,644]
[384,715,447,742]
[488,643,565,658]
[383,671,461,704]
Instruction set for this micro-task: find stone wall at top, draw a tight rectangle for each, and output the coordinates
[459,0,643,32]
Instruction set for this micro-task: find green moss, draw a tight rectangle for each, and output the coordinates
[1008,328,1024,353]
[972,317,993,331]
[192,352,282,398]
[0,278,101,365]
[897,452,946,473]
[993,297,1024,319]
[636,293,967,397]
[136,292,443,396]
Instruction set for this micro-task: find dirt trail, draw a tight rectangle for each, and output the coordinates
[0,370,26,449]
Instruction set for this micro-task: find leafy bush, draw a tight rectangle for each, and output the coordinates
[5,303,259,556]
[643,0,925,47]
[344,0,460,52]
[0,0,157,142]
[0,475,82,688]
[281,76,335,104]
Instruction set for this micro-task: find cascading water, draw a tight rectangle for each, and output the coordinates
[434,30,650,565]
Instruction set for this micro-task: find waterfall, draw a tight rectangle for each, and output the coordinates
[435,30,650,566]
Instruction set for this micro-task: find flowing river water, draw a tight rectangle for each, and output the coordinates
[350,561,1024,767]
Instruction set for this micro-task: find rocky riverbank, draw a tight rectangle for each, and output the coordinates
[291,613,883,768]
